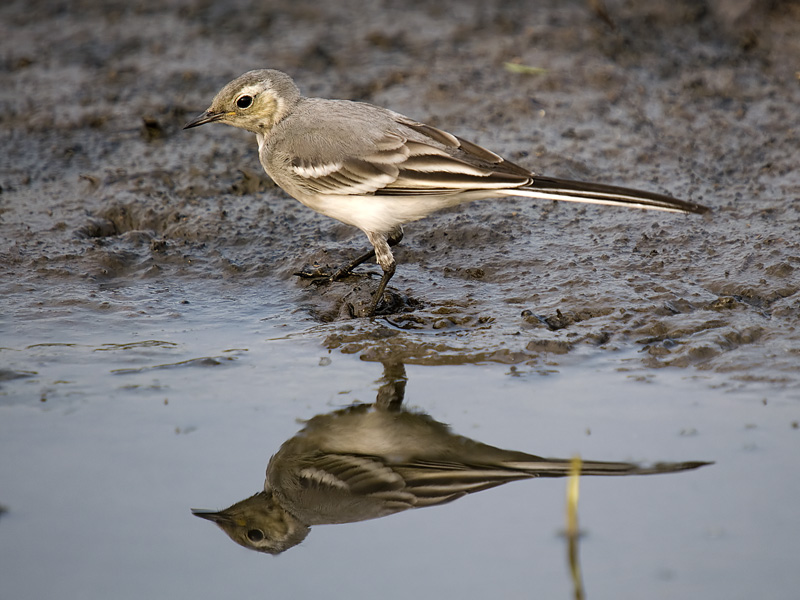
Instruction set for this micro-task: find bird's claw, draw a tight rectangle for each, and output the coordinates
[294,265,335,280]
[294,265,373,283]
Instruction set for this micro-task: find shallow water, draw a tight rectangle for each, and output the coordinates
[2,279,798,599]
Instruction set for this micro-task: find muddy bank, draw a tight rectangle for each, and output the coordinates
[1,0,798,384]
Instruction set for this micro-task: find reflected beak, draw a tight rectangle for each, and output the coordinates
[183,110,224,129]
[191,508,230,523]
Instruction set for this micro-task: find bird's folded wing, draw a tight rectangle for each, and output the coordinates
[287,120,533,197]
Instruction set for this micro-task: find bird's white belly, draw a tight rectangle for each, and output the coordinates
[297,194,460,233]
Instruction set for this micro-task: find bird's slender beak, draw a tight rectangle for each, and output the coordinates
[183,110,224,129]
[191,508,230,523]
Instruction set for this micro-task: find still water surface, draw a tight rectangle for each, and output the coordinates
[1,280,797,599]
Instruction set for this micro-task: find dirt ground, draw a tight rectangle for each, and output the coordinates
[1,0,799,385]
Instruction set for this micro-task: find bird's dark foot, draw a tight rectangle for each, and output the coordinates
[294,263,333,279]
[339,287,404,319]
[369,289,406,317]
[294,264,371,283]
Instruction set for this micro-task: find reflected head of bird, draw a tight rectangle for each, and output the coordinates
[191,490,309,555]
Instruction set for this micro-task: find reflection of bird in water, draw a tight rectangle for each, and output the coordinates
[193,364,711,554]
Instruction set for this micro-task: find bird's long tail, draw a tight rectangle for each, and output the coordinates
[395,459,711,508]
[510,176,709,215]
[504,458,713,477]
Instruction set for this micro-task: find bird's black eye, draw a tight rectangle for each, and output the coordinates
[236,95,253,109]
[246,529,264,542]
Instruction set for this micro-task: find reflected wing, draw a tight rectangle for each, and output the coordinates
[297,453,417,509]
[295,453,524,509]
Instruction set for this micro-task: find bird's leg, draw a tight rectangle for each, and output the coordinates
[332,227,403,282]
[369,263,396,316]
[296,227,404,282]
[375,361,407,410]
[327,247,376,281]
[366,230,399,317]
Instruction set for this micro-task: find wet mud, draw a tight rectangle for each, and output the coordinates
[2,0,799,385]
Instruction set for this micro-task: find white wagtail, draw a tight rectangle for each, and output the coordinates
[185,70,709,315]
[192,402,710,554]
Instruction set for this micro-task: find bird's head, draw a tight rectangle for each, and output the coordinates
[184,69,301,135]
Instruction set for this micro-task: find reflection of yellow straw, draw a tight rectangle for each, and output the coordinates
[566,455,585,600]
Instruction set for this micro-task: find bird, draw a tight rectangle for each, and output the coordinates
[191,363,711,554]
[184,69,709,316]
